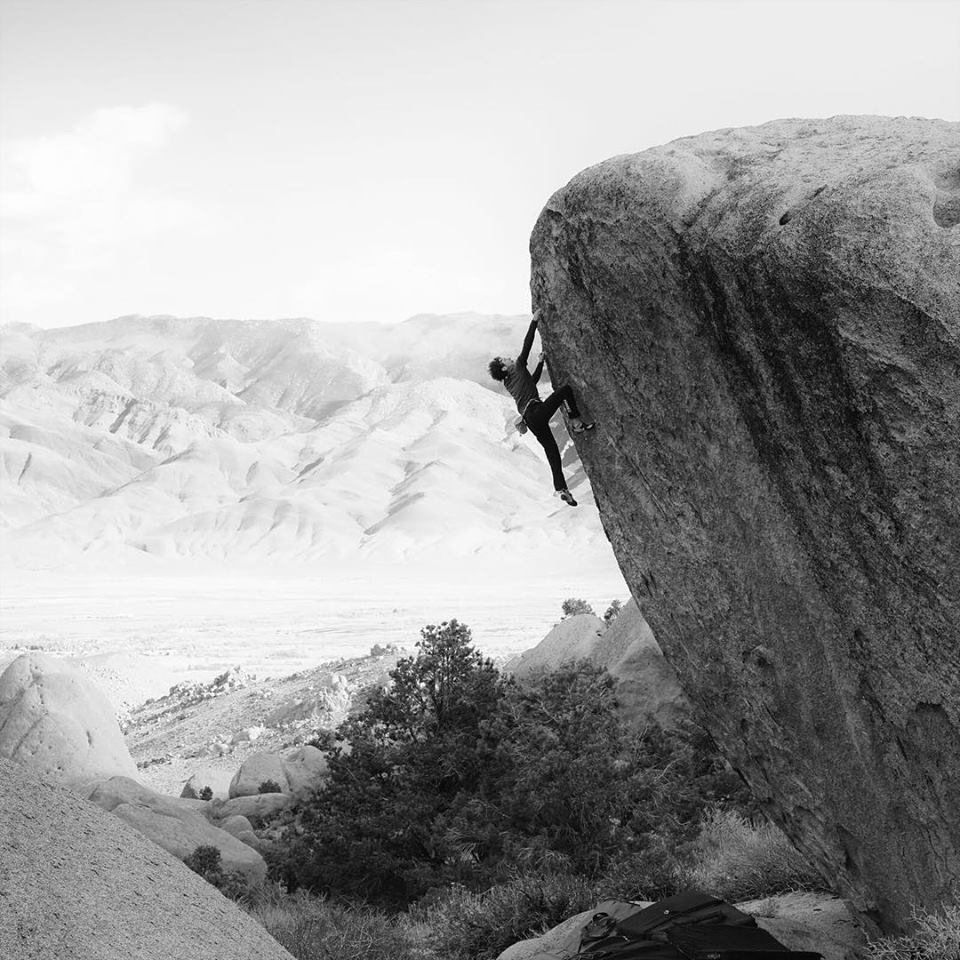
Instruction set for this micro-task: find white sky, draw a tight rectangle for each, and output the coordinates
[1,0,958,330]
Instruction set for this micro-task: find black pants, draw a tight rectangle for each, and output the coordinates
[523,385,580,491]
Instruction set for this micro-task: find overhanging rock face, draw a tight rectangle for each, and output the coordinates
[529,116,960,930]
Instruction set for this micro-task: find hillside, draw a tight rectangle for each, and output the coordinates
[0,313,611,568]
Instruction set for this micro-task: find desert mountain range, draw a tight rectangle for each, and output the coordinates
[0,313,611,568]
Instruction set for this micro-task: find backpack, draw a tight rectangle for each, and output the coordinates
[577,891,824,960]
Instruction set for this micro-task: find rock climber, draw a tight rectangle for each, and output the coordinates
[488,310,594,507]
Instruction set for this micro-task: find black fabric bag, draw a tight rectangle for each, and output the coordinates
[615,892,756,939]
[576,893,823,960]
[667,921,823,958]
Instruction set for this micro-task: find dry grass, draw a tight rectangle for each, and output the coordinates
[865,902,960,960]
[244,889,423,960]
[680,807,822,901]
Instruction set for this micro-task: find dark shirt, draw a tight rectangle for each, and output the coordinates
[504,317,544,413]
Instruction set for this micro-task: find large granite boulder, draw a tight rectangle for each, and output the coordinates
[530,115,960,930]
[0,653,138,786]
[86,776,267,883]
[0,758,293,960]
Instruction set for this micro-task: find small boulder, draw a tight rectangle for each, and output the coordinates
[0,653,139,786]
[230,724,267,745]
[180,766,233,800]
[281,744,328,797]
[228,750,289,797]
[219,814,260,850]
[212,792,293,823]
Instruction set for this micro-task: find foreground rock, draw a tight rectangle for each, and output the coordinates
[0,653,138,786]
[497,893,865,960]
[530,115,960,929]
[0,758,293,960]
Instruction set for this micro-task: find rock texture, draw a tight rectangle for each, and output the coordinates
[530,116,960,930]
[0,653,138,785]
[0,758,293,960]
[506,603,688,727]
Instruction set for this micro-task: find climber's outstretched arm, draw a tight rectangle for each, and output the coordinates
[531,351,545,384]
[517,310,540,367]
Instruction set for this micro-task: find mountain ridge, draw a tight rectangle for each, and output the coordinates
[1,313,610,568]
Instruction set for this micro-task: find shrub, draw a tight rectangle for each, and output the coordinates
[680,807,822,901]
[561,598,595,618]
[603,599,623,624]
[420,873,598,960]
[199,785,214,801]
[244,890,420,960]
[183,844,252,900]
[184,844,223,881]
[279,619,506,906]
[865,900,960,960]
[259,779,283,794]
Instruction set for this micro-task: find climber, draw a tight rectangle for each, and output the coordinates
[488,310,594,507]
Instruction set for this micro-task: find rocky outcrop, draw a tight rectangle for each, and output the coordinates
[0,653,138,786]
[0,758,293,960]
[590,599,689,728]
[506,603,688,728]
[530,116,960,930]
[504,613,605,676]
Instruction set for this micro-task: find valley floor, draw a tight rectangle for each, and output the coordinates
[0,556,626,699]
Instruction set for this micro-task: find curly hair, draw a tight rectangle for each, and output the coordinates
[488,357,508,382]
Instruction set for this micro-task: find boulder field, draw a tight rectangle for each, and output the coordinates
[530,115,960,930]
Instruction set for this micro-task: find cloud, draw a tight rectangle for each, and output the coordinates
[0,104,197,319]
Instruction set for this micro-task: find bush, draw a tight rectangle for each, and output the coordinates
[420,873,599,960]
[561,598,595,618]
[184,844,223,880]
[603,600,623,624]
[679,807,822,901]
[259,779,283,794]
[244,890,421,960]
[183,844,251,900]
[865,900,960,960]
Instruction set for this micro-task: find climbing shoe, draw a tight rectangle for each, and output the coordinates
[557,488,578,507]
[570,420,595,434]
